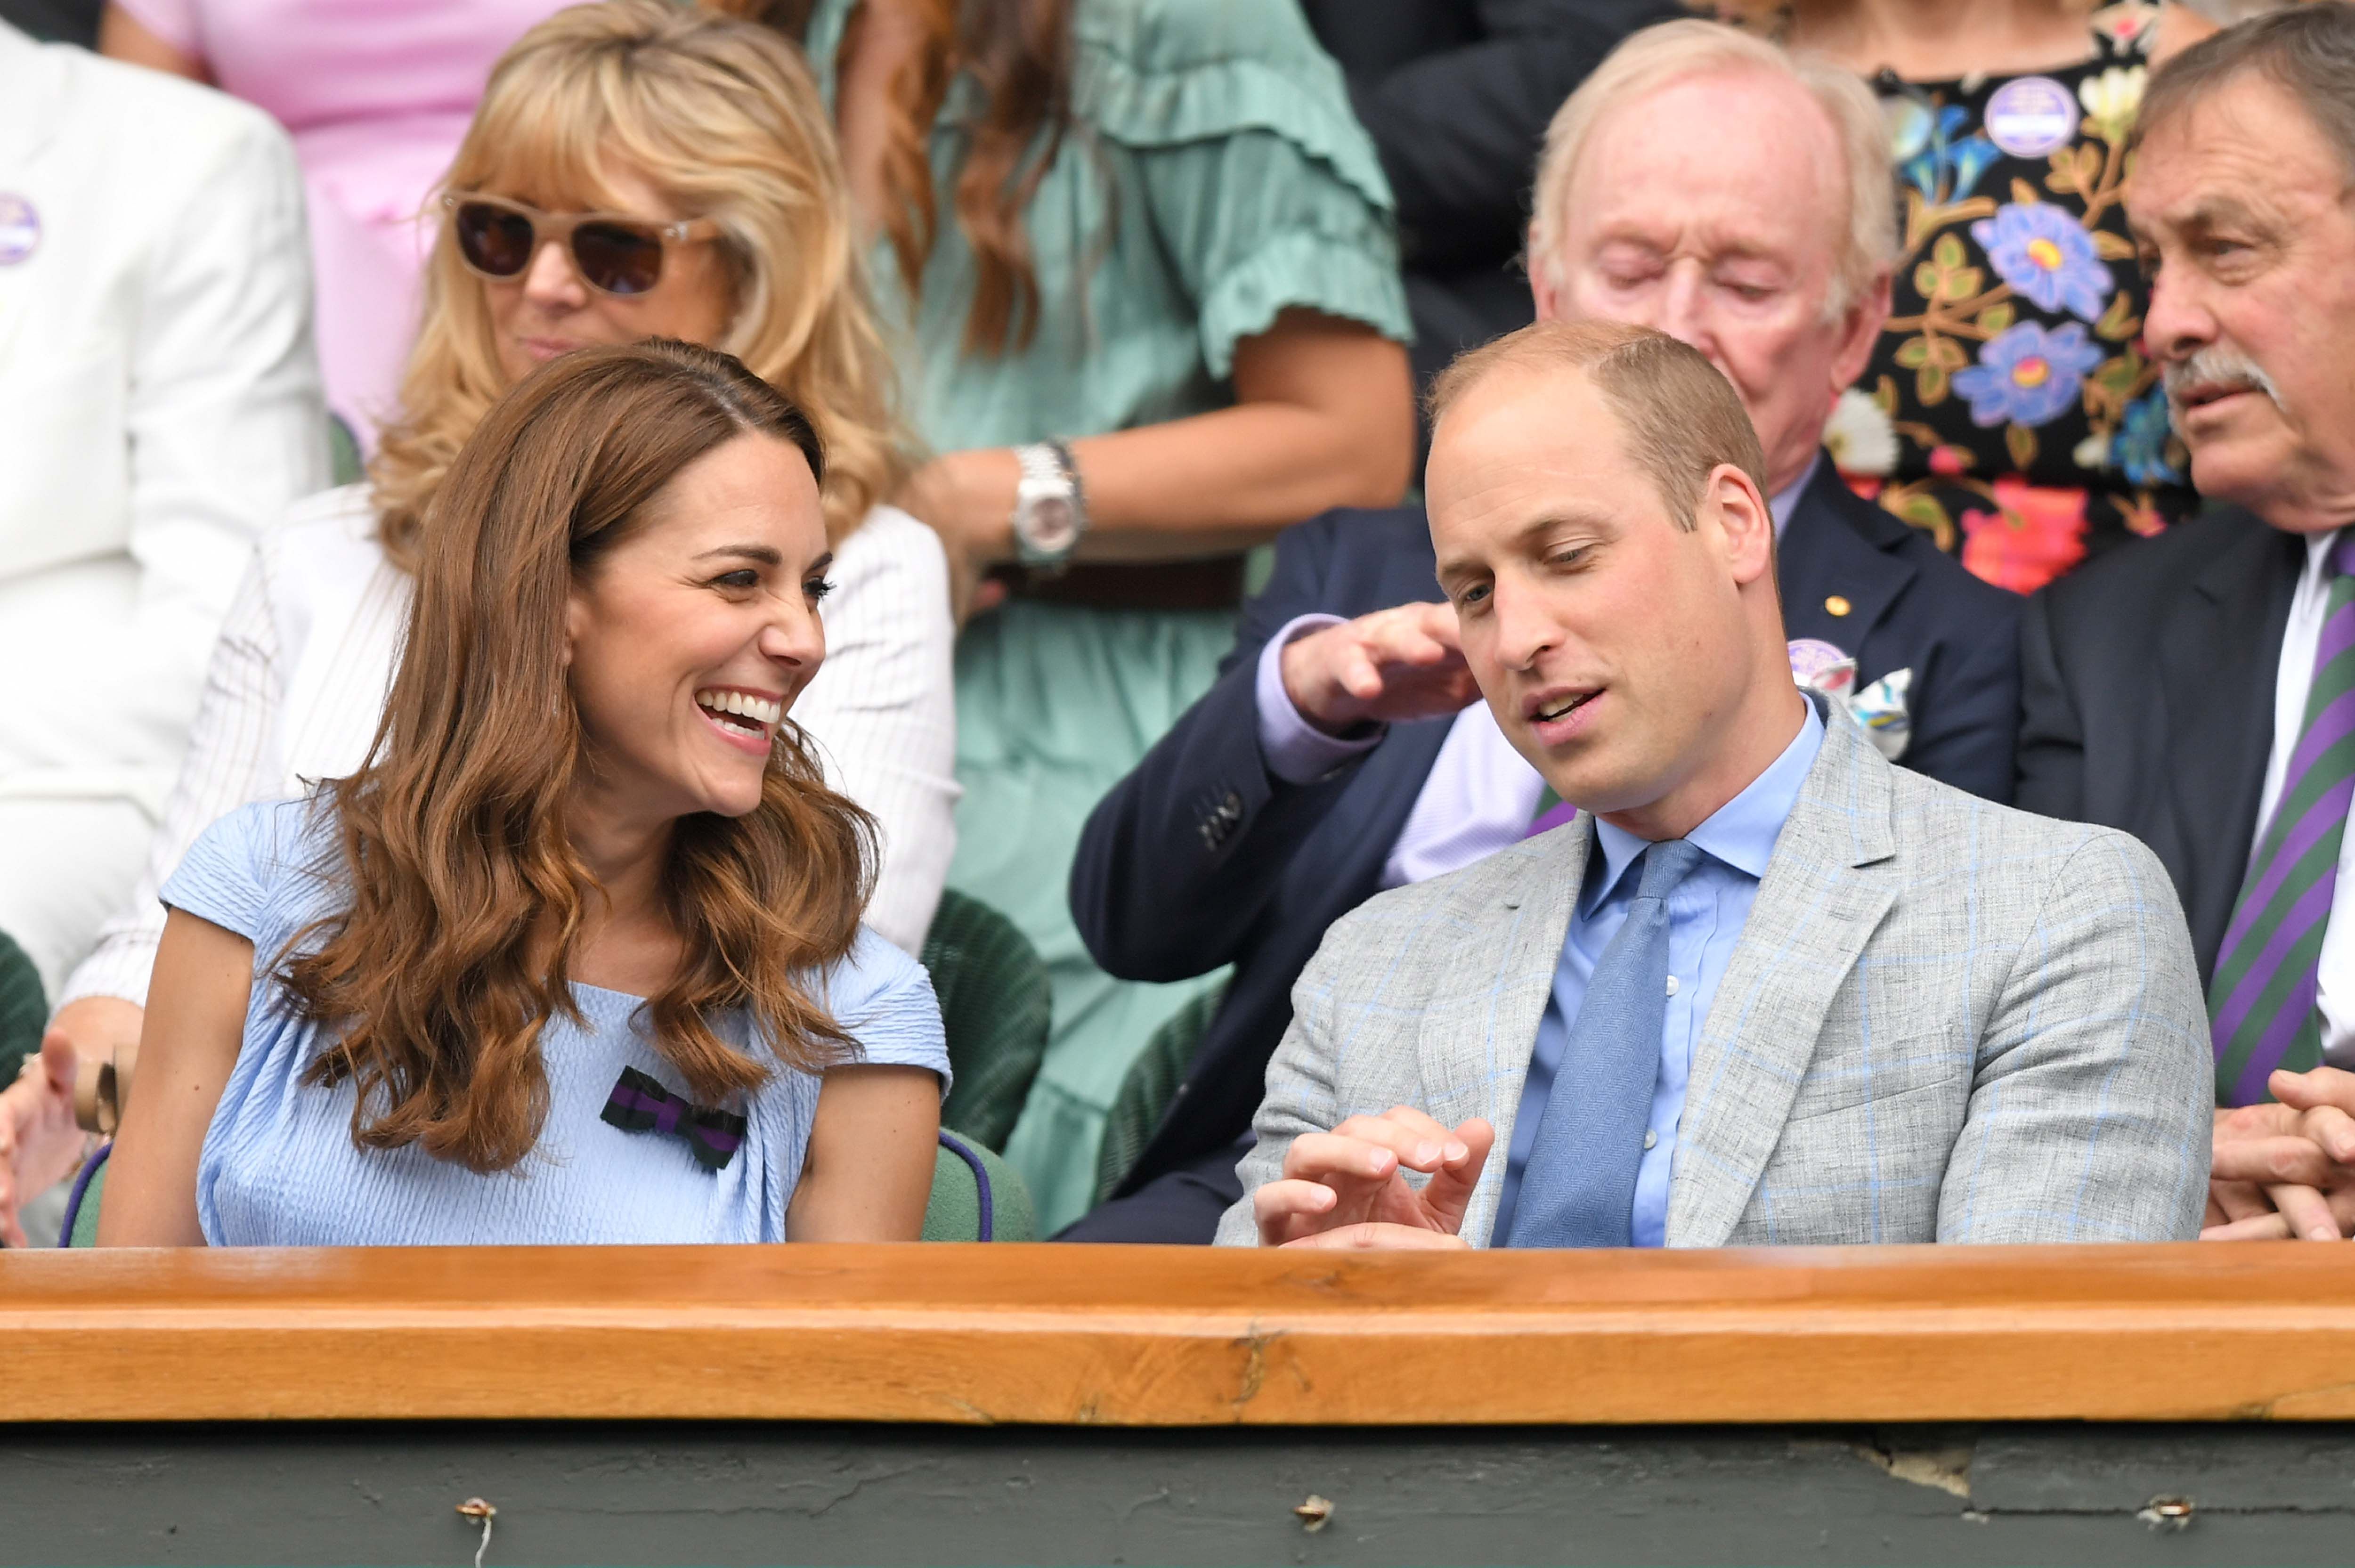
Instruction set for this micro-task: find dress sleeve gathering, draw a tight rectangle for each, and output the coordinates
[1080,0,1413,377]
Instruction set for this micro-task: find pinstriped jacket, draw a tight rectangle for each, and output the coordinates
[1214,706,2214,1248]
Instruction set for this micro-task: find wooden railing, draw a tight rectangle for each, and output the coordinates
[7,1242,2354,1425]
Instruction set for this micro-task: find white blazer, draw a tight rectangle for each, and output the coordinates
[61,488,961,1004]
[0,22,326,814]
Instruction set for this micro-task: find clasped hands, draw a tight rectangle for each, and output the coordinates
[2208,1065,2355,1240]
[1253,1105,1495,1248]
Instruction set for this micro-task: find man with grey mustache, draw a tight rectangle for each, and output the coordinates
[2017,2,2355,1241]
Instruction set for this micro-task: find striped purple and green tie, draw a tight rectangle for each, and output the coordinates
[2210,532,2355,1105]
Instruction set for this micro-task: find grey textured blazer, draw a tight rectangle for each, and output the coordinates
[1214,707,2214,1248]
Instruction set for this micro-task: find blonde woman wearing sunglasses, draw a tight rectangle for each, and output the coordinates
[0,0,956,1245]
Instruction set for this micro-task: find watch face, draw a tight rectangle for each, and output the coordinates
[1027,495,1080,552]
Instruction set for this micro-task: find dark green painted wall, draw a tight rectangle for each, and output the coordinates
[7,1422,2355,1566]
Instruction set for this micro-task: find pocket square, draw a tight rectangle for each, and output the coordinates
[1788,640,1912,762]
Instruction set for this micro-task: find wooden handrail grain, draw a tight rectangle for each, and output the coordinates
[7,1242,2354,1425]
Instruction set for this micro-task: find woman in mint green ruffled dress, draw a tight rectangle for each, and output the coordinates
[723,0,1414,1227]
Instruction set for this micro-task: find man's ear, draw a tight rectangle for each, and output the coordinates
[1704,463,1777,588]
[1829,269,1894,396]
[1528,227,1563,322]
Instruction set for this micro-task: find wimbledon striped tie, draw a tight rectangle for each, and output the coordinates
[2210,531,2355,1105]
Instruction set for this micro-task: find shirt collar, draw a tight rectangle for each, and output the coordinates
[1769,452,1821,540]
[2304,526,2347,586]
[1582,701,1826,911]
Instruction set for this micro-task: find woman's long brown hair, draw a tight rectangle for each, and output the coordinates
[717,0,1077,356]
[285,341,877,1175]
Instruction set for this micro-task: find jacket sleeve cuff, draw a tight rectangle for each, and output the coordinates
[1255,614,1384,784]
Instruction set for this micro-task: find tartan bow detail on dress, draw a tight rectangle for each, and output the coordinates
[598,1066,747,1171]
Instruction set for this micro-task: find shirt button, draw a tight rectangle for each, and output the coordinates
[1644,1129,1658,1150]
[1665,975,1680,996]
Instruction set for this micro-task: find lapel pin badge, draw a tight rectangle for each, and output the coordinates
[0,195,38,266]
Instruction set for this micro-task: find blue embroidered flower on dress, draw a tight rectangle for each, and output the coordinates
[1972,203,2114,321]
[1952,321,2105,427]
[1898,101,2002,203]
[2112,385,2184,486]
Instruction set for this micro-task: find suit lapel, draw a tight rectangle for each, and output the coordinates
[1666,712,1898,1246]
[1416,824,1587,1247]
[2156,515,2301,975]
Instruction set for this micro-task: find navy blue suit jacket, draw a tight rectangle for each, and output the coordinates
[1069,456,2023,1203]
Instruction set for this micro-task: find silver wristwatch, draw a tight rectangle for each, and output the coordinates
[1011,440,1087,576]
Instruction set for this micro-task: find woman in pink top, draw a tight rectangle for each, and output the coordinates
[99,0,571,452]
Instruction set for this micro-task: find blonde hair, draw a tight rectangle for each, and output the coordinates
[1527,18,1896,317]
[1429,319,1769,530]
[370,0,910,567]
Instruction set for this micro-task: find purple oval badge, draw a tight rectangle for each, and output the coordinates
[1984,76,2078,159]
[0,194,39,266]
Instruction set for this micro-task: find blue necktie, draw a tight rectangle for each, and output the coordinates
[1507,839,1704,1248]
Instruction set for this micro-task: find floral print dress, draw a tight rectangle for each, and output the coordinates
[1830,1,2194,594]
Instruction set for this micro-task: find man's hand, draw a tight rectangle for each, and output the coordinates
[1280,602,1479,738]
[0,1032,89,1248]
[0,998,141,1246]
[2205,1067,2355,1240]
[1254,1106,1494,1248]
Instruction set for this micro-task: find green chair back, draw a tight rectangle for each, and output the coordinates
[1093,982,1226,1205]
[917,890,1049,1153]
[65,1145,108,1248]
[64,1133,1036,1244]
[922,1130,1037,1242]
[0,929,44,1088]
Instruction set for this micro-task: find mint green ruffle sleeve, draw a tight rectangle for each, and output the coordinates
[1072,0,1412,380]
[807,0,1411,452]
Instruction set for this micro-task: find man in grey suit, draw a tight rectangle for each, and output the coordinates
[1218,319,2214,1251]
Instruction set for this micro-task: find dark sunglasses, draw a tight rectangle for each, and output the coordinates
[443,193,720,298]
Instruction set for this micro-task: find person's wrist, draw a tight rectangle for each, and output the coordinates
[963,448,1021,562]
[1280,629,1364,739]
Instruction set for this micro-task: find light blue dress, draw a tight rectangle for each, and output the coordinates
[161,799,950,1246]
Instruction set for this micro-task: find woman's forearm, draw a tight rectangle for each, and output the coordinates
[902,312,1414,569]
[1067,397,1415,560]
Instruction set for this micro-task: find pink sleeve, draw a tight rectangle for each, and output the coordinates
[109,0,203,57]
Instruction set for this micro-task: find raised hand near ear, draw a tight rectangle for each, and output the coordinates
[1253,1105,1494,1249]
[1279,601,1480,737]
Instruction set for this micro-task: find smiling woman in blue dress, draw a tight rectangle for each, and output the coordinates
[96,341,949,1246]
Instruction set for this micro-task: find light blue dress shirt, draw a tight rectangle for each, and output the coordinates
[1490,704,1825,1248]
